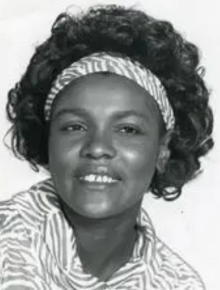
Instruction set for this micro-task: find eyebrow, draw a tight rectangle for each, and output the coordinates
[53,108,149,121]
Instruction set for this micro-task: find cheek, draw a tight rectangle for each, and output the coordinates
[122,141,159,180]
[48,136,79,173]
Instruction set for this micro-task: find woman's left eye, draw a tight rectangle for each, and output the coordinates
[118,126,140,135]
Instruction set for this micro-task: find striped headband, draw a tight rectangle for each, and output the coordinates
[44,52,175,130]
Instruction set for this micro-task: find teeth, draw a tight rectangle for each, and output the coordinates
[79,174,118,183]
[96,176,102,183]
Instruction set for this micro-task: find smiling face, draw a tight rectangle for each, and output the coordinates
[48,73,163,218]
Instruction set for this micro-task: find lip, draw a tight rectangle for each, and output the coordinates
[76,178,121,190]
[74,165,122,181]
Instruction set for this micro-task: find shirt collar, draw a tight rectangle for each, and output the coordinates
[30,178,156,271]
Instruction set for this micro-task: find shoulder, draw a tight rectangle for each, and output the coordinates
[153,237,206,290]
[0,197,17,232]
[0,178,59,232]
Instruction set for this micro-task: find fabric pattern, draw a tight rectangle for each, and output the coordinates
[0,179,205,290]
[44,52,175,131]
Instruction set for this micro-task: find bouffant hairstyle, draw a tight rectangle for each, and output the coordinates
[6,5,214,200]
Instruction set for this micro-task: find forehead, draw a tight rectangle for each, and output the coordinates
[51,73,162,123]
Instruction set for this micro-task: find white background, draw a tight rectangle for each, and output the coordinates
[0,1,219,289]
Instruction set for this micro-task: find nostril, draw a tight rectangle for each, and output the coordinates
[85,152,111,160]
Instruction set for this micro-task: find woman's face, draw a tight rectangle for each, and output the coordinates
[49,73,162,218]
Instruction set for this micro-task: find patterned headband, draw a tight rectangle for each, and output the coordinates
[44,52,175,130]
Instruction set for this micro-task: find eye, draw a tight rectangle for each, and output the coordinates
[118,125,141,135]
[61,122,87,132]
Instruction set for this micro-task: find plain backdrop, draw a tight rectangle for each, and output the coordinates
[0,1,219,289]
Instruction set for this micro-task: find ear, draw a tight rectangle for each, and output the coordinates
[156,130,172,174]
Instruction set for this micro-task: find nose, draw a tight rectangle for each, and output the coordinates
[80,130,116,160]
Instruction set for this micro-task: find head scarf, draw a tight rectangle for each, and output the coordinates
[44,52,175,130]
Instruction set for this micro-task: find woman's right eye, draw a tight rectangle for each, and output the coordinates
[60,123,87,132]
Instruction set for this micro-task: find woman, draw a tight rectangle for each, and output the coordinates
[0,4,213,290]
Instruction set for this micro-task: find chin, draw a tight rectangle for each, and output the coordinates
[73,203,119,219]
[80,208,114,219]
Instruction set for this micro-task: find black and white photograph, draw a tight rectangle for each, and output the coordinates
[0,1,219,289]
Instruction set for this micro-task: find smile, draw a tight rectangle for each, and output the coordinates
[78,174,119,184]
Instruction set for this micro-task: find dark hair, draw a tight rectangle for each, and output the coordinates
[6,4,214,200]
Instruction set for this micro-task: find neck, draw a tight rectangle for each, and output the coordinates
[59,199,142,281]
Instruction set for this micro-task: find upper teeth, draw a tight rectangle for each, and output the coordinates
[79,174,118,183]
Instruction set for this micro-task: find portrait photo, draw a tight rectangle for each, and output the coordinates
[0,1,219,289]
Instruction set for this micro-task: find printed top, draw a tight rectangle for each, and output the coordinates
[0,179,205,290]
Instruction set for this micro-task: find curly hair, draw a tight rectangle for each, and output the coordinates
[6,4,214,200]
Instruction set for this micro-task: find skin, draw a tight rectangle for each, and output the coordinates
[48,73,170,281]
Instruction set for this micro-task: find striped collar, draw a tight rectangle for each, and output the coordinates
[15,178,157,288]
